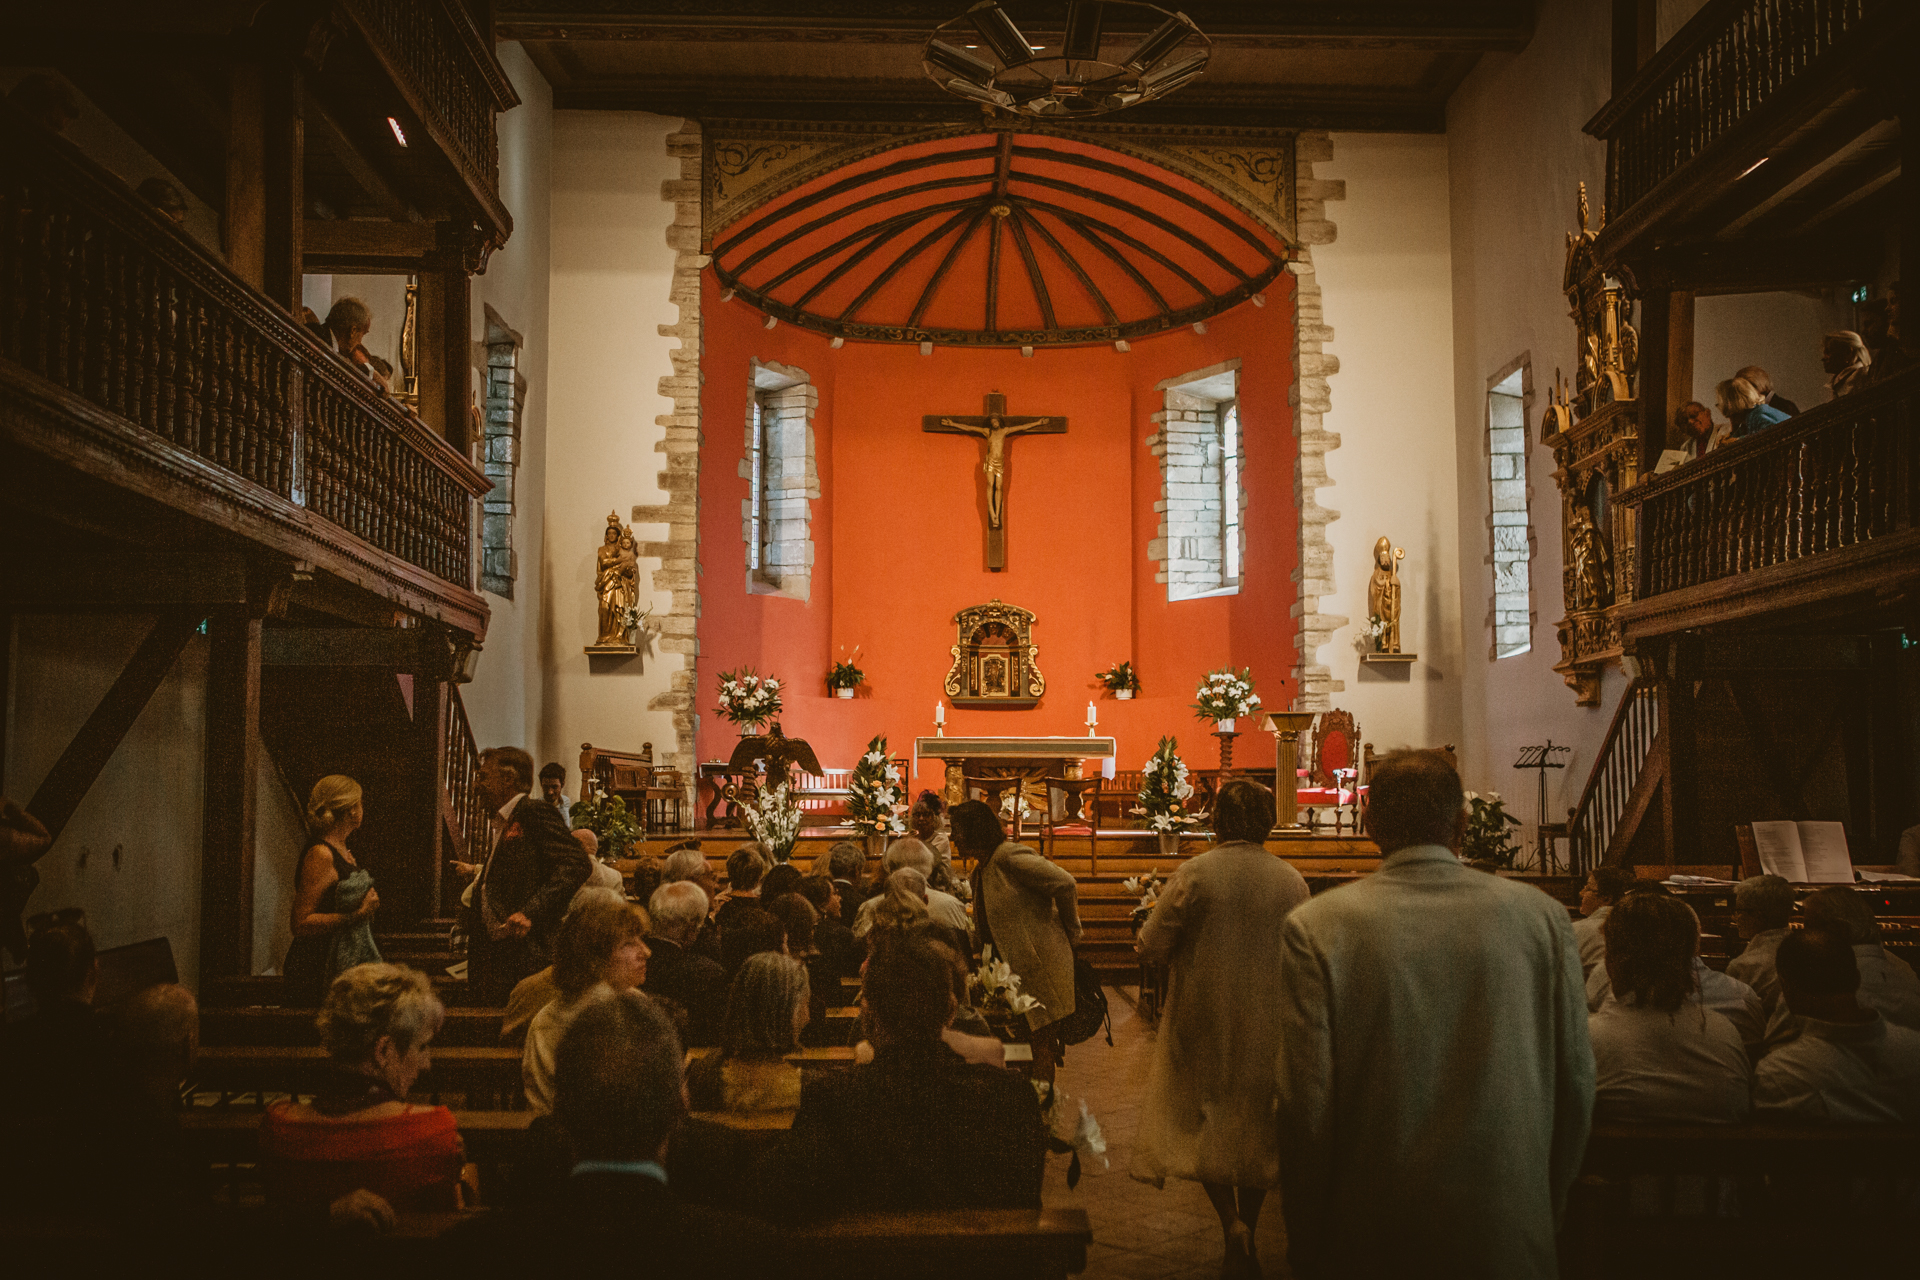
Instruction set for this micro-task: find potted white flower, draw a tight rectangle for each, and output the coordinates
[1131,736,1204,856]
[1192,666,1260,732]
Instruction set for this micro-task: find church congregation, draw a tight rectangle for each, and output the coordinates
[6,1,1920,1277]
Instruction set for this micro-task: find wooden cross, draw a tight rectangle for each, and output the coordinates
[923,392,1067,570]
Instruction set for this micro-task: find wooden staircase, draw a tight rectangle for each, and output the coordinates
[1562,678,1665,873]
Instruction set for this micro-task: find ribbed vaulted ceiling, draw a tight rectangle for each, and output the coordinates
[709,131,1290,347]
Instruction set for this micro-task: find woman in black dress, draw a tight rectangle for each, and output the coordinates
[283,775,381,1004]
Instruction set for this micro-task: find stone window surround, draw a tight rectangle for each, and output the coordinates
[479,307,525,600]
[1149,360,1245,601]
[1485,358,1537,660]
[740,358,819,601]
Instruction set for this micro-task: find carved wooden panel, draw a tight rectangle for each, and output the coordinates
[944,599,1045,708]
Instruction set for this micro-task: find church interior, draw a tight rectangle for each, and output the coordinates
[3,0,1919,1275]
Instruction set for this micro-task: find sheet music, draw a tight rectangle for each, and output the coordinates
[1654,449,1690,475]
[1796,821,1854,884]
[1749,821,1807,882]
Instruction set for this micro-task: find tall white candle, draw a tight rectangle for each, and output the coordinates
[935,701,945,725]
[1086,700,1097,725]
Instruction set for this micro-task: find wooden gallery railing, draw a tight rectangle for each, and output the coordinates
[440,684,490,876]
[0,108,490,590]
[1565,679,1661,874]
[1587,0,1883,220]
[1618,370,1917,599]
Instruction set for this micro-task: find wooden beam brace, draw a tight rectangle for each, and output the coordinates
[4,553,251,611]
[302,219,439,266]
[25,610,203,841]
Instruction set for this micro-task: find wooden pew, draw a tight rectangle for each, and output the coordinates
[180,1108,534,1165]
[192,1045,524,1108]
[200,1005,505,1048]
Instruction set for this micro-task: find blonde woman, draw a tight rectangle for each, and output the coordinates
[284,775,382,1005]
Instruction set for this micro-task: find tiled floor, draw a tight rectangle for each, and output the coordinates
[1040,988,1292,1280]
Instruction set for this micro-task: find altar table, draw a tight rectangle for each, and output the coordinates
[914,736,1117,808]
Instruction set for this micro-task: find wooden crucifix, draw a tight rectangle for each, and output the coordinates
[923,392,1067,570]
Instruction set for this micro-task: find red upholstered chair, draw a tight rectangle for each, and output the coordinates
[1041,776,1104,873]
[1297,710,1358,831]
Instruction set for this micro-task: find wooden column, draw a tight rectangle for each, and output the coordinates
[223,65,266,290]
[1610,0,1656,94]
[1657,642,1698,867]
[415,260,474,453]
[262,67,305,313]
[1635,287,1693,469]
[201,610,262,981]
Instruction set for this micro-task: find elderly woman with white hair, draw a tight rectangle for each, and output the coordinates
[260,963,466,1215]
[854,838,970,938]
[1716,376,1789,440]
[1822,330,1872,399]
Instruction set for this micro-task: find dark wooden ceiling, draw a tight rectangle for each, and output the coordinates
[498,1,1536,132]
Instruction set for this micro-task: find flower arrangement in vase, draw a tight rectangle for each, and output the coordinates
[716,668,782,732]
[1121,870,1166,923]
[1095,660,1141,699]
[1461,790,1523,869]
[1132,736,1203,854]
[741,781,803,862]
[847,734,906,853]
[1192,666,1259,732]
[971,944,1042,1038]
[826,646,864,698]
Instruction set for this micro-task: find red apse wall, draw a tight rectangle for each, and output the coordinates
[697,272,1299,788]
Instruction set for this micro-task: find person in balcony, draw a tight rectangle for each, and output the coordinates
[1821,331,1872,400]
[310,297,390,393]
[1716,377,1789,440]
[1674,400,1730,462]
[1735,365,1798,417]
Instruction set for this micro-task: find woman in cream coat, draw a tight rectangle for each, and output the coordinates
[1132,779,1309,1277]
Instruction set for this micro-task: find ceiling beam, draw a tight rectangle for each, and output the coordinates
[3,552,251,611]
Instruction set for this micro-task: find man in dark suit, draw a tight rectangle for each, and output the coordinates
[467,746,591,1004]
[449,992,778,1274]
[641,881,727,1047]
[756,928,1047,1221]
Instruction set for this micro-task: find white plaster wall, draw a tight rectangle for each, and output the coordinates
[462,42,557,761]
[1444,0,1625,817]
[542,110,688,776]
[1314,133,1465,761]
[1691,289,1854,415]
[4,618,208,988]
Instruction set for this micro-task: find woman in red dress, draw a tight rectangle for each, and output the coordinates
[260,963,466,1216]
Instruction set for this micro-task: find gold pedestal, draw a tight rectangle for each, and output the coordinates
[1261,712,1317,828]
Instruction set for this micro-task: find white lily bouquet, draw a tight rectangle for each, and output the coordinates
[971,944,1042,1029]
[846,733,907,839]
[716,667,783,731]
[1192,666,1260,724]
[1121,870,1166,910]
[1032,1079,1110,1188]
[742,781,802,862]
[1132,736,1203,833]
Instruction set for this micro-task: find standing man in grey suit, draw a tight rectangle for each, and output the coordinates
[468,746,591,1004]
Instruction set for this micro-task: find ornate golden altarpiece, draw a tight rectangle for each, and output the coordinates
[1541,186,1640,705]
[944,600,1046,709]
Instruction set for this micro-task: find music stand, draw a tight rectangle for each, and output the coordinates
[1513,741,1570,873]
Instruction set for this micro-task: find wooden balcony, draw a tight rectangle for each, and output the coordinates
[1613,368,1919,639]
[0,108,491,641]
[1584,0,1909,269]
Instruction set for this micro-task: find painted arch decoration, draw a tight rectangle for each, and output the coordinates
[704,124,1298,348]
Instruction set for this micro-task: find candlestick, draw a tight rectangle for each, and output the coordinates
[934,699,945,737]
[1086,700,1098,737]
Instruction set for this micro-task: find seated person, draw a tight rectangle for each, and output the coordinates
[686,952,808,1115]
[1736,364,1799,417]
[714,846,769,932]
[798,873,858,980]
[259,964,466,1213]
[761,863,804,901]
[641,880,727,1048]
[1764,886,1920,1038]
[859,922,1005,1069]
[855,842,971,939]
[565,827,626,916]
[449,993,778,1273]
[908,791,956,883]
[106,983,203,1206]
[757,930,1045,1220]
[1588,893,1750,1124]
[1823,330,1872,399]
[1726,874,1795,1015]
[1717,376,1789,440]
[660,845,723,963]
[762,892,833,1042]
[1753,929,1920,1122]
[1673,400,1730,462]
[1572,865,1634,978]
[311,297,385,385]
[825,840,867,928]
[1586,888,1765,1047]
[0,917,116,1207]
[719,910,785,977]
[523,895,650,1114]
[500,888,625,1046]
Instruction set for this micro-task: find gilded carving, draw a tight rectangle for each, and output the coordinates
[943,600,1046,708]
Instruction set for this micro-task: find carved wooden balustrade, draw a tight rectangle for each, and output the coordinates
[1587,0,1881,222]
[440,682,490,873]
[341,0,517,227]
[1564,678,1660,874]
[1618,368,1916,604]
[0,108,490,594]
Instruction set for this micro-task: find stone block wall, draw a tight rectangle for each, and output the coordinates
[1291,130,1345,711]
[1148,384,1241,598]
[480,337,524,598]
[739,365,819,599]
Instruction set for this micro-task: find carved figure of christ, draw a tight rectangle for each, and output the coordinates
[923,392,1067,570]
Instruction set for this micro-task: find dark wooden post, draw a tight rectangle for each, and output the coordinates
[1634,287,1694,470]
[1657,638,1698,867]
[223,65,266,290]
[201,609,262,981]
[262,67,305,314]
[416,257,474,454]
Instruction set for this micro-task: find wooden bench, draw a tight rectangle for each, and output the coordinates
[783,1043,1033,1077]
[1564,1123,1920,1278]
[192,1045,524,1109]
[180,1108,534,1164]
[200,1006,504,1048]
